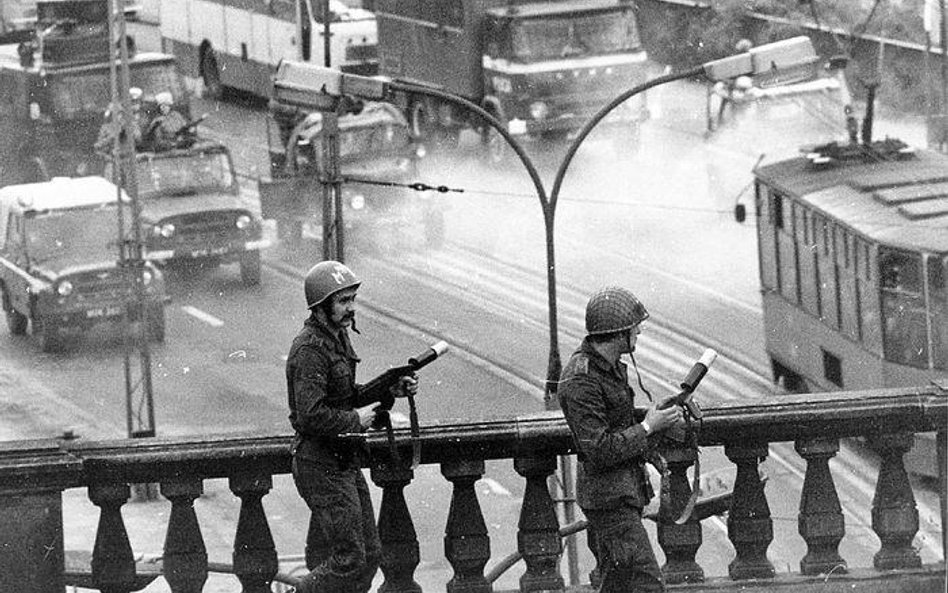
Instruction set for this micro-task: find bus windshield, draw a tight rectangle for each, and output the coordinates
[136,151,234,198]
[510,10,640,61]
[26,207,116,267]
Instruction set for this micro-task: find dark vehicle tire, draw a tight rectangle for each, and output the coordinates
[33,316,64,353]
[146,304,165,343]
[201,50,223,100]
[6,307,27,335]
[240,251,262,286]
[424,209,445,249]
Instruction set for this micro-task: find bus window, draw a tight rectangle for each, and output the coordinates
[777,198,798,303]
[756,182,779,292]
[880,249,928,369]
[929,254,947,370]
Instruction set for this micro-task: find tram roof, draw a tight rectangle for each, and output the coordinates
[755,148,948,253]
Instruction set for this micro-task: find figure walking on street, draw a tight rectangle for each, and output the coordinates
[286,260,417,593]
[558,286,682,593]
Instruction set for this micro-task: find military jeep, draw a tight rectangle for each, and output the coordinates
[0,176,167,351]
[106,138,270,285]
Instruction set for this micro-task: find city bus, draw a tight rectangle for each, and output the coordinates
[751,135,947,477]
[159,0,378,99]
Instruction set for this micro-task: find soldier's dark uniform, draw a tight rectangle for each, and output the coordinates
[559,338,665,593]
[287,313,381,593]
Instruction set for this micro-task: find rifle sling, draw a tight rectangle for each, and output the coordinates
[408,394,421,470]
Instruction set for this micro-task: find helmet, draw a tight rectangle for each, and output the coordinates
[129,87,143,101]
[156,91,174,106]
[585,286,649,336]
[304,261,361,308]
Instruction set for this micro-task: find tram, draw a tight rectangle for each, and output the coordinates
[749,121,947,477]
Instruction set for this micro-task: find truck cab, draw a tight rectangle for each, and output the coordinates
[0,176,167,352]
[105,137,269,286]
[259,101,443,251]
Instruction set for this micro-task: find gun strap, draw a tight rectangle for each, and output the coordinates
[380,410,402,467]
[408,394,421,470]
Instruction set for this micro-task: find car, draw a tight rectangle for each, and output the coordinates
[0,176,167,351]
[107,138,270,285]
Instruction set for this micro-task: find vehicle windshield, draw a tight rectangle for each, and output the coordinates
[136,151,235,198]
[26,206,116,267]
[510,10,639,61]
[47,61,184,121]
[339,123,409,158]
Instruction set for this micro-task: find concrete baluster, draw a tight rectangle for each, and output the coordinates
[229,473,279,592]
[372,463,422,593]
[160,479,208,593]
[89,482,136,593]
[441,459,491,593]
[795,438,847,576]
[657,443,703,584]
[868,432,922,570]
[513,455,563,592]
[724,442,774,579]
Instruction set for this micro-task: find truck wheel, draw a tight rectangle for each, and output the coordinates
[6,307,27,335]
[146,304,166,343]
[201,50,223,100]
[34,316,64,353]
[240,251,262,286]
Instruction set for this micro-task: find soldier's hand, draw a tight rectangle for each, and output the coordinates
[389,375,418,399]
[356,404,378,430]
[643,403,682,435]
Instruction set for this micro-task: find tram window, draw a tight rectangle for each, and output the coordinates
[772,193,784,229]
[822,349,843,387]
[880,249,928,369]
[822,218,830,256]
[929,255,947,371]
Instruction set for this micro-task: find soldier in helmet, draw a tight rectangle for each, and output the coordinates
[144,91,188,150]
[559,287,682,593]
[286,260,418,593]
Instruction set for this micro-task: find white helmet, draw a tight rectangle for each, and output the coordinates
[156,91,174,106]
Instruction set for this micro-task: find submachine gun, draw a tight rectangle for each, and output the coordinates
[654,348,717,524]
[360,340,449,469]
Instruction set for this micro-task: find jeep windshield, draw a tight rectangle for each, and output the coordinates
[26,206,117,268]
[339,123,410,158]
[135,151,235,198]
[509,10,640,61]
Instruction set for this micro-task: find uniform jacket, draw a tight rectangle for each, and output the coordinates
[558,338,653,510]
[286,313,376,468]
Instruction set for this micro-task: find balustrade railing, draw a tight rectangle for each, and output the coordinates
[0,385,945,593]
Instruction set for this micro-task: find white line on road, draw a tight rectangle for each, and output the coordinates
[181,305,225,327]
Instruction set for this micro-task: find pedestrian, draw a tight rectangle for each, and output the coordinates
[286,260,418,593]
[144,91,187,150]
[558,286,683,593]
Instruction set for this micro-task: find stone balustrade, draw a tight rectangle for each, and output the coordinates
[0,385,945,593]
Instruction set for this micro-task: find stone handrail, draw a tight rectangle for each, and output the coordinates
[0,385,945,592]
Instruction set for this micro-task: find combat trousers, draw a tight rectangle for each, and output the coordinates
[292,455,382,593]
[585,501,665,592]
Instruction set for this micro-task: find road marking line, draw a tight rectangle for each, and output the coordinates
[181,305,224,327]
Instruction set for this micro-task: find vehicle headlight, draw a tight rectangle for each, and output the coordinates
[142,269,153,285]
[350,194,366,210]
[529,101,550,121]
[155,223,175,238]
[57,280,73,296]
[236,214,252,230]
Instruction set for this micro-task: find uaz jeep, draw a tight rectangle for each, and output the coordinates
[0,176,167,351]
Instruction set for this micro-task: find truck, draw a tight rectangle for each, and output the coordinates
[258,86,443,252]
[105,134,270,285]
[0,176,168,352]
[0,0,190,187]
[375,0,651,160]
